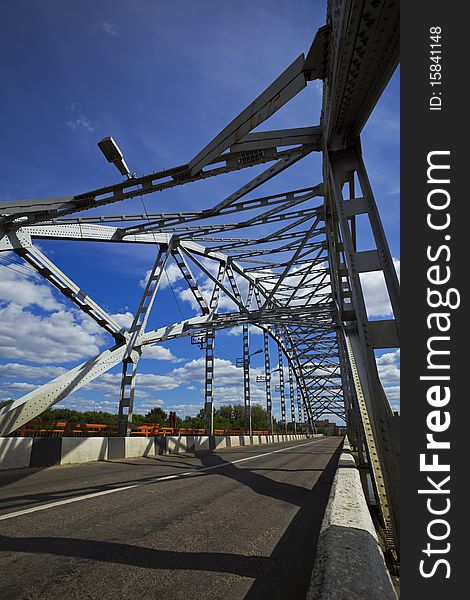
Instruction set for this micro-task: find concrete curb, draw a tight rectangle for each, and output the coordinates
[0,433,322,470]
[307,439,397,600]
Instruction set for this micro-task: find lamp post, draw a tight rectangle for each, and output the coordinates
[256,366,280,435]
[235,348,263,368]
[236,348,262,434]
[256,366,281,382]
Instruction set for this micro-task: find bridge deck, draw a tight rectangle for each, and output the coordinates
[0,437,341,599]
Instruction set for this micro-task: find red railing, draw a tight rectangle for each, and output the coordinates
[12,421,270,438]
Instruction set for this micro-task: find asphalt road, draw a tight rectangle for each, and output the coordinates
[0,436,342,600]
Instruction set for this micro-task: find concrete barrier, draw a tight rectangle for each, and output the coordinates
[61,438,108,465]
[228,436,240,448]
[107,437,126,460]
[167,435,192,454]
[213,436,227,449]
[307,439,396,600]
[194,436,210,452]
[0,433,320,470]
[0,437,32,469]
[125,437,154,458]
[30,438,62,467]
[155,436,168,455]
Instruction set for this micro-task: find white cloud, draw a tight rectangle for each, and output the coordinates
[83,371,180,394]
[0,252,399,415]
[166,403,202,417]
[56,396,107,412]
[0,304,104,364]
[377,349,400,386]
[0,362,66,380]
[225,327,242,336]
[360,259,400,317]
[140,262,184,290]
[142,345,183,362]
[66,101,96,132]
[0,264,184,378]
[67,116,95,132]
[110,311,134,329]
[0,265,62,311]
[224,325,264,337]
[383,385,400,402]
[169,357,245,387]
[102,21,119,37]
[377,349,400,366]
[134,398,165,413]
[4,382,36,391]
[137,373,180,390]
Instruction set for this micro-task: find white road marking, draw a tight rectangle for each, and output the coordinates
[0,438,325,521]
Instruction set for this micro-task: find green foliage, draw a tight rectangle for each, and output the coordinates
[33,403,279,432]
[143,406,168,425]
[179,409,205,429]
[35,408,119,426]
[39,408,88,423]
[250,404,279,431]
[177,403,279,431]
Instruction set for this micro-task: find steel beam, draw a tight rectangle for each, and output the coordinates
[263,331,273,435]
[117,244,171,434]
[326,145,400,550]
[188,55,307,176]
[277,345,287,433]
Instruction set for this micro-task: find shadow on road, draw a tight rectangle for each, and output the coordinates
[195,446,327,508]
[0,534,270,578]
[244,442,342,599]
[0,441,329,512]
[0,440,342,599]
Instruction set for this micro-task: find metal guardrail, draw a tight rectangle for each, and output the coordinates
[11,421,271,438]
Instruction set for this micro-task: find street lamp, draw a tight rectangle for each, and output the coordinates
[235,348,262,368]
[97,136,132,178]
[256,366,280,382]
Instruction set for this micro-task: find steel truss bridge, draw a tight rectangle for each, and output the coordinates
[0,0,400,552]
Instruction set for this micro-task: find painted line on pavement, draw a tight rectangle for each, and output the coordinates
[0,438,326,521]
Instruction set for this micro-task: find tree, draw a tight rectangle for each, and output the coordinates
[28,402,282,432]
[179,409,205,429]
[39,408,84,423]
[144,406,168,425]
[81,411,118,425]
[251,403,272,430]
[214,403,277,431]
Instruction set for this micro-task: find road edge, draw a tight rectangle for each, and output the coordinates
[306,438,397,600]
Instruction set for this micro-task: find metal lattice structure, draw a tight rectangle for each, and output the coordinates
[0,0,400,550]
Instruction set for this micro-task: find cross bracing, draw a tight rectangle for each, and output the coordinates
[0,0,400,551]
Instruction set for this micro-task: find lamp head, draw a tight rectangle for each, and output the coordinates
[97,136,131,178]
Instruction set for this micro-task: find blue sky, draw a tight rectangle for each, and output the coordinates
[0,0,400,421]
